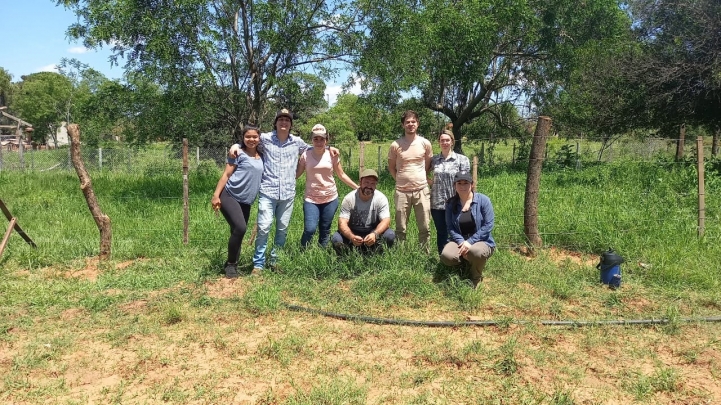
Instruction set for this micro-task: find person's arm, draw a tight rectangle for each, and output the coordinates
[296,152,306,179]
[460,154,471,172]
[339,217,363,246]
[427,156,436,187]
[362,217,390,246]
[333,157,359,189]
[228,144,242,158]
[467,194,495,245]
[211,163,237,209]
[424,140,433,173]
[388,144,398,180]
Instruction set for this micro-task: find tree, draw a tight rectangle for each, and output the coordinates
[627,0,721,132]
[59,0,364,137]
[13,72,73,145]
[355,0,629,152]
[0,67,12,107]
[544,38,650,158]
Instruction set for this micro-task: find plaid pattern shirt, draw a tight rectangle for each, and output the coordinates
[258,131,309,200]
[429,151,471,209]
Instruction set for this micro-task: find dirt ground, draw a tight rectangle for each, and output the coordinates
[2,255,721,404]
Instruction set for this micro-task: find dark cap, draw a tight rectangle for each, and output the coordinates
[360,168,379,180]
[454,171,473,183]
[274,108,294,123]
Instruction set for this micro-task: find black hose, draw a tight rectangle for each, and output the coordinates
[284,303,721,328]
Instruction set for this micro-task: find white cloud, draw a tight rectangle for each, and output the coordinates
[38,64,58,73]
[325,77,362,106]
[68,46,90,54]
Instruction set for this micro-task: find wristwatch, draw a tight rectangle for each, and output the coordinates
[373,231,380,240]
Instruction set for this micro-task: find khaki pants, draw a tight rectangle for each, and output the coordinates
[440,241,494,283]
[394,187,431,247]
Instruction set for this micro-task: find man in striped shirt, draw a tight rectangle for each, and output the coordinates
[230,109,338,274]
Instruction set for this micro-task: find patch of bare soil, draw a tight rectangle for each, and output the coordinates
[3,283,720,405]
[514,246,598,267]
[55,257,150,281]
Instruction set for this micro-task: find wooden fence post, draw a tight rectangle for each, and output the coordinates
[676,123,686,161]
[359,142,365,174]
[697,136,705,237]
[0,199,37,258]
[473,156,478,191]
[183,139,189,244]
[712,127,719,157]
[524,116,552,248]
[378,145,382,173]
[68,124,112,260]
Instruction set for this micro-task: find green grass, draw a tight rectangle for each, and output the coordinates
[1,146,720,404]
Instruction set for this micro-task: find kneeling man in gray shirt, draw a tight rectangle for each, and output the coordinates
[331,169,395,254]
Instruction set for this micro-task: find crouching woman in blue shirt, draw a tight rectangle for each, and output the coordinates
[440,171,495,289]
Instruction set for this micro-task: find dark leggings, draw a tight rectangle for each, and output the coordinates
[219,189,251,264]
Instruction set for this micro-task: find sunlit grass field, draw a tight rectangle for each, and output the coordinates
[1,146,720,404]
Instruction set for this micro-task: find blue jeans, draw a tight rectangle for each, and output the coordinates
[301,198,339,247]
[431,208,448,255]
[252,194,294,269]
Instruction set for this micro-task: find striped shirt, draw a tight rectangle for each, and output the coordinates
[258,131,310,200]
[429,151,471,209]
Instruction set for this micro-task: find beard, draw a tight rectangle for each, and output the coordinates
[361,187,374,196]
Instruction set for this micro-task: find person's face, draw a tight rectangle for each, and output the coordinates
[402,116,418,135]
[312,135,327,147]
[276,116,292,131]
[454,179,472,193]
[360,176,378,197]
[243,130,260,148]
[439,134,453,150]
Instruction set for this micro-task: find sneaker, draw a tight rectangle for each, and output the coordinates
[250,267,263,276]
[224,262,239,279]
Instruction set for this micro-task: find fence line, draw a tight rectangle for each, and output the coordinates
[0,136,717,174]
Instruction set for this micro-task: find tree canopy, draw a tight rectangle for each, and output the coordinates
[354,0,630,150]
[58,0,363,136]
[12,72,73,145]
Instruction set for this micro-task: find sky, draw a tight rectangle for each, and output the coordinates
[0,0,356,105]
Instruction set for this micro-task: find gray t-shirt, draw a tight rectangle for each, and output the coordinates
[225,150,264,205]
[339,190,391,234]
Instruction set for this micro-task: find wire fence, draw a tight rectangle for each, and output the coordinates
[0,137,716,174]
[2,136,717,260]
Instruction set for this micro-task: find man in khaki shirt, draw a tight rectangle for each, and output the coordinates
[388,110,433,249]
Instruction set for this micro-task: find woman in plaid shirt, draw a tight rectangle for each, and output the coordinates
[428,129,470,255]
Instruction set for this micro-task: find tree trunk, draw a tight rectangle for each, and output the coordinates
[452,124,464,155]
[68,124,112,260]
[524,116,552,248]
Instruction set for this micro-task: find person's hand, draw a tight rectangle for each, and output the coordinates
[459,241,472,258]
[211,196,221,212]
[329,146,340,158]
[229,144,241,158]
[350,234,364,246]
[363,232,377,246]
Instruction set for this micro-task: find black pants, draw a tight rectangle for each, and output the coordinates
[219,189,251,264]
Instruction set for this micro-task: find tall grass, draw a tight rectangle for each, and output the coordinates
[2,153,717,323]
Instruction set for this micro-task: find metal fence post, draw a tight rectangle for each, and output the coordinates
[99,147,103,170]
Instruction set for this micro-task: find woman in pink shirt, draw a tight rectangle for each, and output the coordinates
[296,124,359,247]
